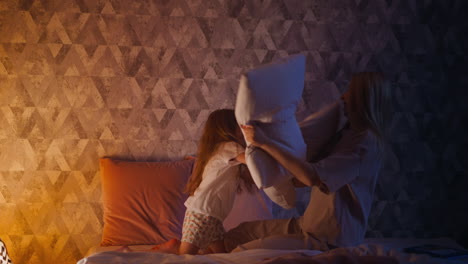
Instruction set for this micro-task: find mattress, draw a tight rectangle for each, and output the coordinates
[77,238,468,264]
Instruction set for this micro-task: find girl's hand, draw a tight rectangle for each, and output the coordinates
[240,124,268,147]
[235,152,246,164]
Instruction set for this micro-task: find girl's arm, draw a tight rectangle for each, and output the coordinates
[240,125,321,187]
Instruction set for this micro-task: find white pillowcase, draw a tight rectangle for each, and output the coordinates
[235,54,307,209]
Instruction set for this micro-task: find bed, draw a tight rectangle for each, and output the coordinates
[78,237,468,264]
[75,158,468,264]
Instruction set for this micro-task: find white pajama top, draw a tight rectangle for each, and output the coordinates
[184,141,244,222]
[299,100,382,247]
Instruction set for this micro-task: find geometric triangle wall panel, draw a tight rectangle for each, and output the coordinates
[1,0,467,263]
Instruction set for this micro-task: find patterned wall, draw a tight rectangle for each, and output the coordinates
[1,0,467,263]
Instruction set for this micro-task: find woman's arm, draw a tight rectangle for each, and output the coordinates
[241,125,321,187]
[292,178,308,187]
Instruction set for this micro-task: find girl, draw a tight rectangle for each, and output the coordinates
[154,109,253,254]
[221,72,392,252]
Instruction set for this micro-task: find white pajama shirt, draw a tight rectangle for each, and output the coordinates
[224,99,382,251]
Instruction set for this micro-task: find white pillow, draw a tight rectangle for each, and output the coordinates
[235,54,307,209]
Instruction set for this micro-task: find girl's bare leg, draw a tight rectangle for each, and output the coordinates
[207,239,226,254]
[179,241,199,254]
[151,238,180,254]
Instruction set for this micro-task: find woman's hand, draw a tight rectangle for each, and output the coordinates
[241,124,320,188]
[240,124,268,147]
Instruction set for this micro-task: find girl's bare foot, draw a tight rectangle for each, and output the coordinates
[115,245,132,252]
[151,238,180,254]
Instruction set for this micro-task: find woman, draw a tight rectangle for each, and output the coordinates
[221,72,392,252]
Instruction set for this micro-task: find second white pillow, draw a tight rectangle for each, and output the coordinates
[235,54,307,209]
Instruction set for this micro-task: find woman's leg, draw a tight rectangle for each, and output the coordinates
[231,234,329,252]
[223,218,302,252]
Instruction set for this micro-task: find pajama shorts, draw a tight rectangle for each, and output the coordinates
[181,210,225,249]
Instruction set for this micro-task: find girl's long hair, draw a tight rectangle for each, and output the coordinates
[185,109,254,196]
[347,72,392,142]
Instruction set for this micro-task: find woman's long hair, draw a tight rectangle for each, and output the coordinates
[185,109,254,196]
[347,72,392,142]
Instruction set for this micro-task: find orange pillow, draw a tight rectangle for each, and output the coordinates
[100,158,194,246]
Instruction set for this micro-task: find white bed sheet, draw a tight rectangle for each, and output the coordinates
[78,238,468,264]
[78,248,322,264]
[344,237,468,264]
